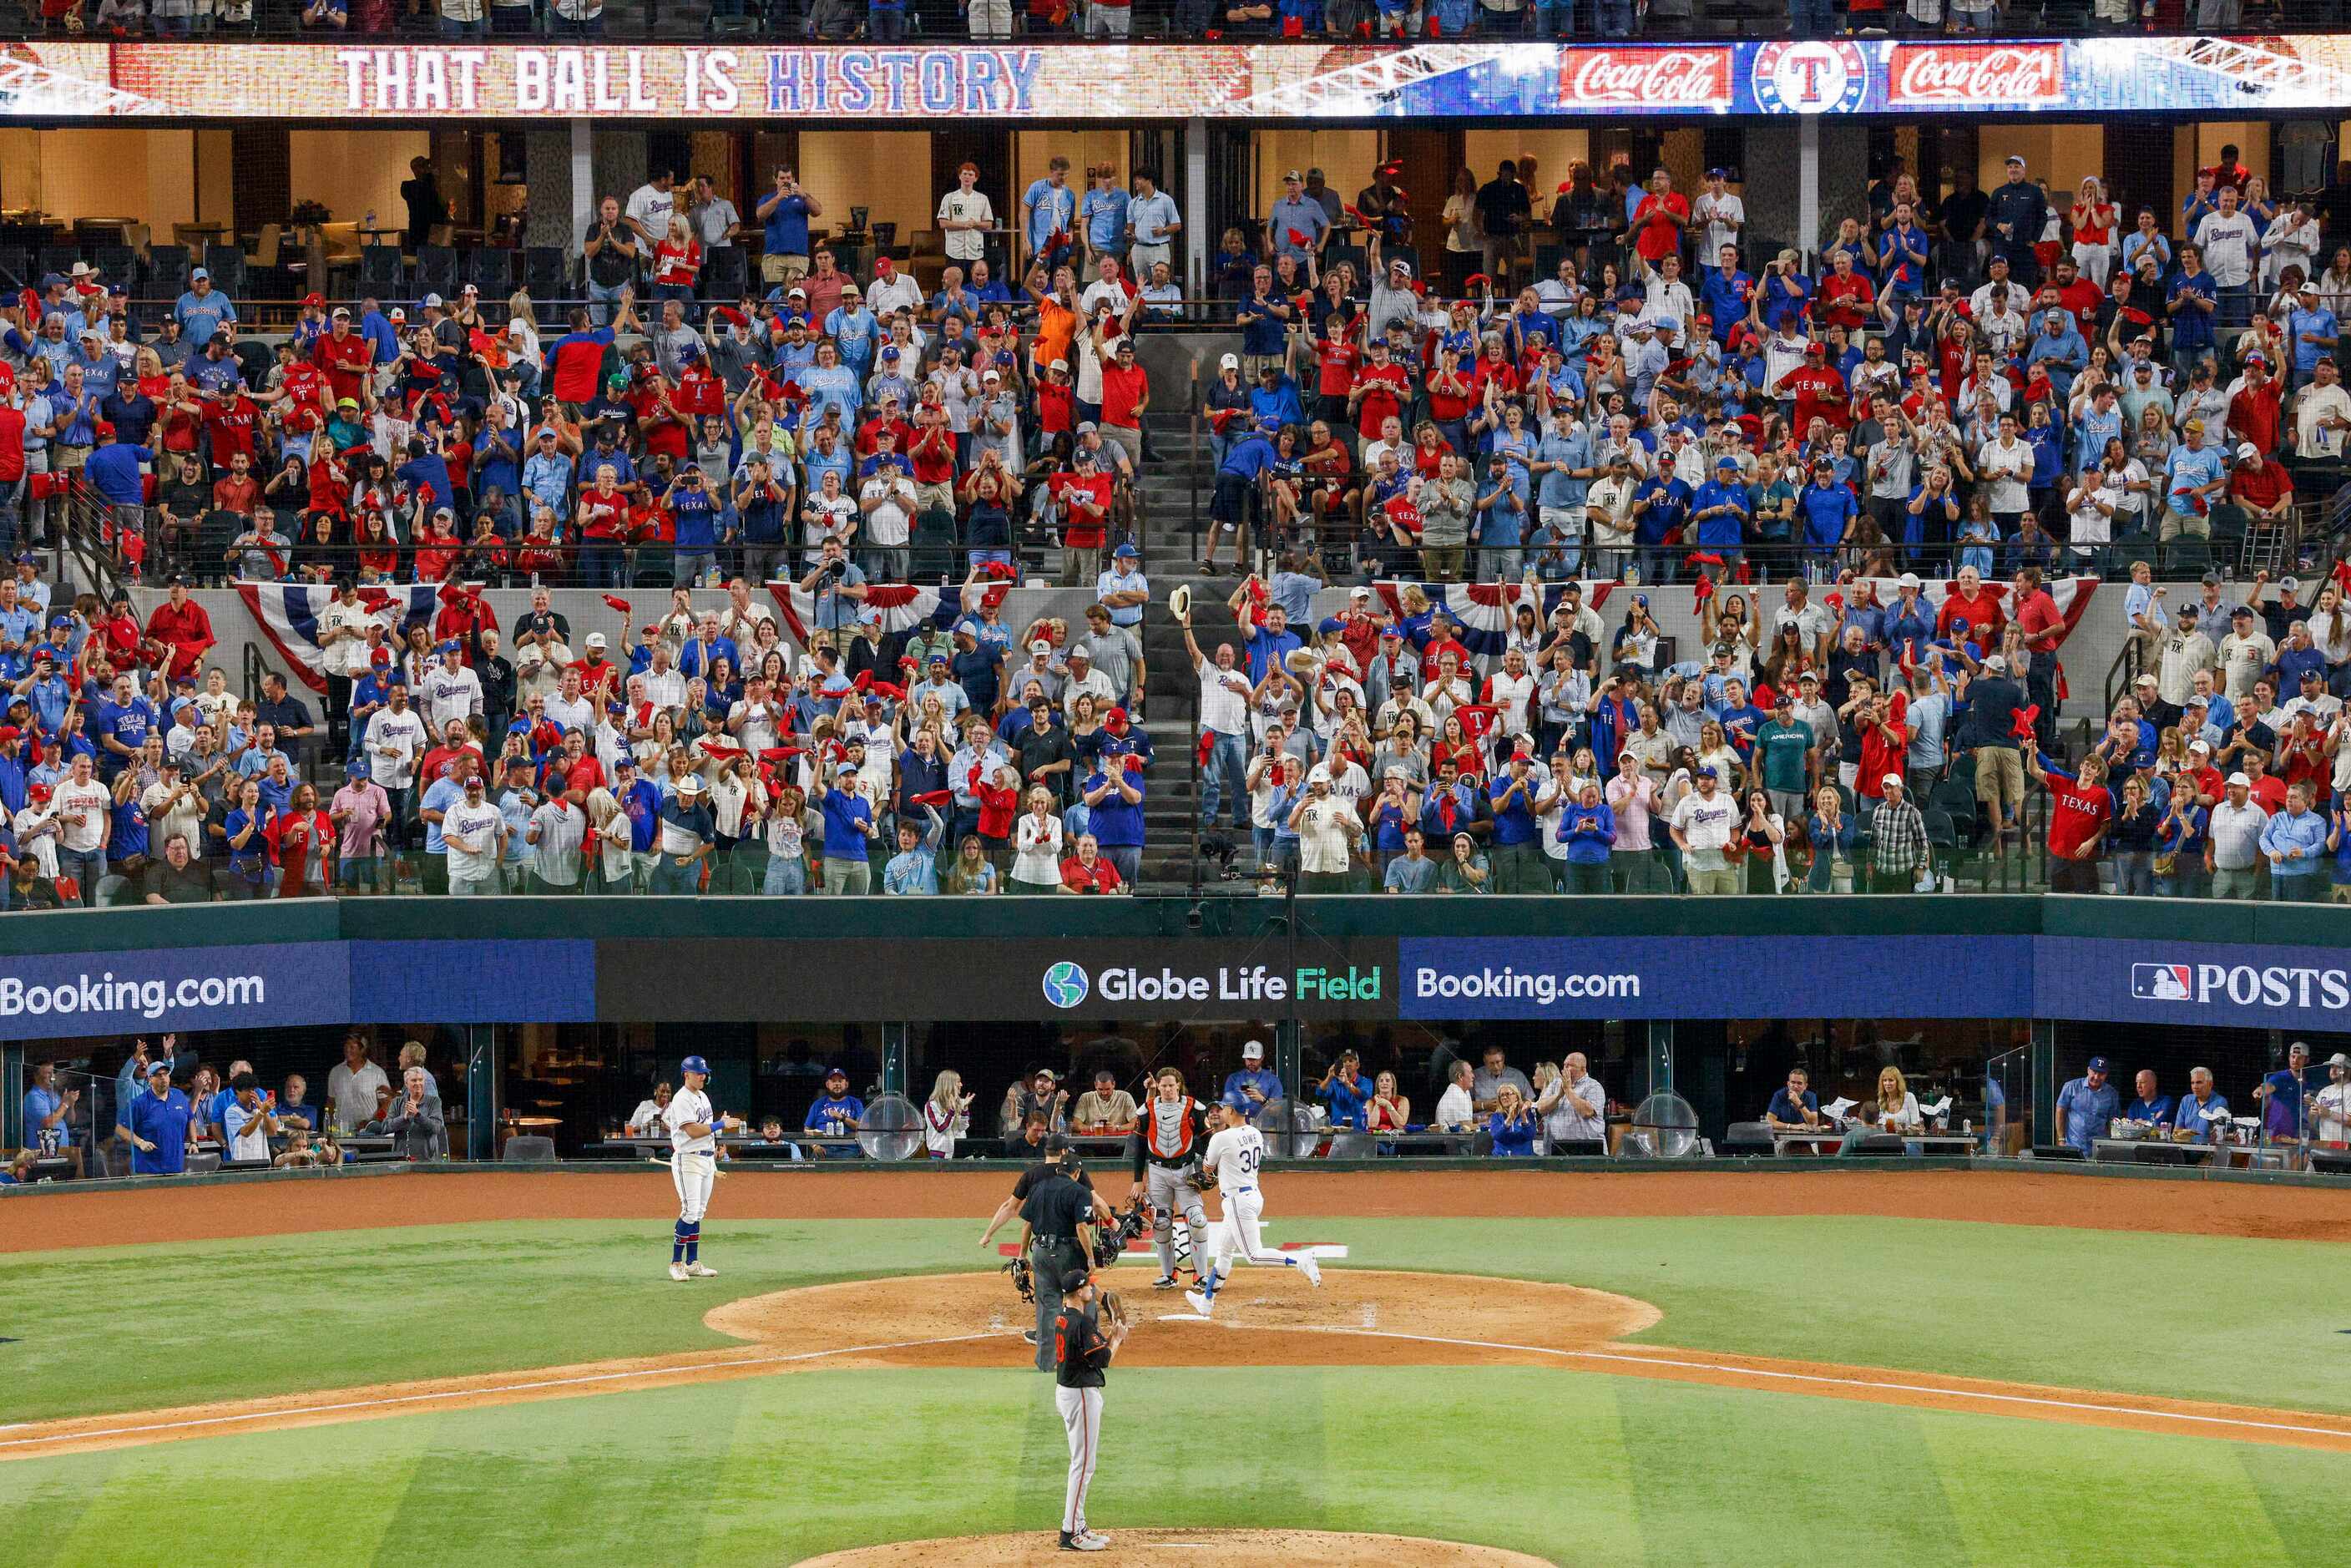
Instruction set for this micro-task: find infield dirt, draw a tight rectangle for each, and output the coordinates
[794,1530,1556,1566]
[17,1165,2351,1252]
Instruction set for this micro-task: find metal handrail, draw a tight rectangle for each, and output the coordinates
[53,478,132,602]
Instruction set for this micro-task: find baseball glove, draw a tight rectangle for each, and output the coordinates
[1099,1289,1126,1330]
[1003,1253,1034,1305]
[1188,1159,1217,1193]
[1092,1202,1148,1268]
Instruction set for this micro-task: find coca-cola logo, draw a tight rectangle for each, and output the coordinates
[1559,48,1732,109]
[1888,43,2063,105]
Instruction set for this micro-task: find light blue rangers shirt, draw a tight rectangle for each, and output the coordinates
[1023,175,1079,256]
[2055,1065,2121,1156]
[1079,184,1129,255]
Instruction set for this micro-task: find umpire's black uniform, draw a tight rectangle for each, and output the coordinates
[1016,1150,1095,1373]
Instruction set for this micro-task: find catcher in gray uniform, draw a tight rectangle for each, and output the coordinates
[1128,1065,1216,1290]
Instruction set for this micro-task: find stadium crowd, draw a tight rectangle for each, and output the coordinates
[1204,149,2348,586]
[6,138,2351,904]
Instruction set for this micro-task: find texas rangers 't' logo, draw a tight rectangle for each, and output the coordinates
[1751,40,1868,115]
[1043,961,1090,1009]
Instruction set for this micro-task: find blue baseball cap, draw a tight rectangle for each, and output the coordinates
[2087,1056,2110,1073]
[1223,1091,1251,1113]
[680,1055,711,1076]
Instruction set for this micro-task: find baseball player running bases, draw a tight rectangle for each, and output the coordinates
[663,1055,743,1281]
[1186,1093,1321,1318]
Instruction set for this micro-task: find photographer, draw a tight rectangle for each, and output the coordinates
[796,535,868,635]
[582,196,641,328]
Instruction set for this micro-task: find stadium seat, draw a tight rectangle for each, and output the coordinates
[92,242,137,287]
[1844,1136,1909,1157]
[146,245,191,297]
[416,244,461,298]
[2164,538,2212,579]
[1721,1121,1777,1156]
[523,245,572,302]
[359,245,406,296]
[909,504,960,581]
[2030,1144,2086,1161]
[202,244,247,296]
[463,247,517,298]
[503,1136,557,1162]
[703,245,749,301]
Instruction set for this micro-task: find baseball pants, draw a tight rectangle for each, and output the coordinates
[1145,1164,1207,1281]
[1030,1237,1084,1371]
[671,1147,715,1265]
[671,1149,715,1222]
[1207,1185,1286,1287]
[1054,1384,1103,1535]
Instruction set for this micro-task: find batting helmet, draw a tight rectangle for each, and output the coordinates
[680,1055,712,1077]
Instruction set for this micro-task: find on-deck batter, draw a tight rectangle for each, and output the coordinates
[662,1055,742,1282]
[1186,1092,1321,1318]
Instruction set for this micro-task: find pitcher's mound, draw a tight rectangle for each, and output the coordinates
[796,1529,1555,1565]
[709,1269,1656,1368]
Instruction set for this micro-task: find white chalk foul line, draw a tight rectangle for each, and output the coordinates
[1284,1327,2351,1444]
[0,1331,1014,1454]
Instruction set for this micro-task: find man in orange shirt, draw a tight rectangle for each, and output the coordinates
[1028,266,1082,382]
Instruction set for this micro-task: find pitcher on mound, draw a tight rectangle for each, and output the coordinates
[1186,1093,1321,1318]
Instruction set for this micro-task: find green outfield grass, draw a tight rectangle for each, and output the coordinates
[8,1216,2348,1424]
[3,1367,2343,1568]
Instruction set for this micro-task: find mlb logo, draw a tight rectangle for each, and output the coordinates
[2131,964,2195,1002]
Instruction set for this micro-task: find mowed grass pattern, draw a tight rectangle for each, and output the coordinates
[8,1216,2348,1423]
[3,1368,2347,1568]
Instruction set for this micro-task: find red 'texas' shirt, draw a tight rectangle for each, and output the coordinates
[201,397,260,468]
[2045,771,2113,859]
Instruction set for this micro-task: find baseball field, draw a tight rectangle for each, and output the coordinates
[7,1166,2351,1566]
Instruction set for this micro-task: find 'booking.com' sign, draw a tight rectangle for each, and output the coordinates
[0,946,346,1041]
